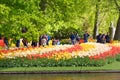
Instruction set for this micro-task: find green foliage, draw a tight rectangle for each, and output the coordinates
[0,4,11,36]
[0,0,120,43]
[60,39,70,44]
[53,27,84,39]
[0,56,118,68]
[106,57,116,64]
[116,54,120,61]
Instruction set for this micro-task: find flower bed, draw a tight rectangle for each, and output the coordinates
[0,42,120,67]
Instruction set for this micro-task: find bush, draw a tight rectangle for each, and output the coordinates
[60,39,71,44]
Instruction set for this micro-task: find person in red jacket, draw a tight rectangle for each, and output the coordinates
[0,35,6,47]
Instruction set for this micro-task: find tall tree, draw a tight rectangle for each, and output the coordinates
[114,0,120,40]
[93,0,101,39]
[0,0,119,42]
[40,0,47,12]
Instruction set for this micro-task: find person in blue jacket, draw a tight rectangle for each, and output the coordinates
[70,32,76,45]
[83,31,90,43]
[105,32,110,43]
[96,33,102,43]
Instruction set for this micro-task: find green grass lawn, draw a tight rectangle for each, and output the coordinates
[0,61,120,72]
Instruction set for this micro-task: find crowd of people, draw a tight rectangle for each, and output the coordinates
[0,34,61,49]
[96,32,111,43]
[0,32,111,49]
[15,34,61,48]
[69,32,111,45]
[70,31,90,45]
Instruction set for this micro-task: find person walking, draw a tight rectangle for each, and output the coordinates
[70,32,76,45]
[83,31,90,43]
[105,32,111,43]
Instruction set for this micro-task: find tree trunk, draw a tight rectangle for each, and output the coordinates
[109,22,115,40]
[93,0,100,39]
[113,0,120,40]
[40,0,47,12]
[114,13,120,40]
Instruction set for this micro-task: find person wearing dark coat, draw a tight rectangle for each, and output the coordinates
[83,32,90,43]
[22,39,28,47]
[101,34,106,43]
[16,40,20,47]
[70,33,76,45]
[4,37,9,47]
[105,33,110,43]
[96,33,102,43]
[31,41,37,47]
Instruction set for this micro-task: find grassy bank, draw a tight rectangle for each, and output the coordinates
[0,61,120,72]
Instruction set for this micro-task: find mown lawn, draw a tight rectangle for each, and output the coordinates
[0,61,120,72]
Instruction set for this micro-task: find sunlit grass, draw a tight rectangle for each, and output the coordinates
[0,61,120,72]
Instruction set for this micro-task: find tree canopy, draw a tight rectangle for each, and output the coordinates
[0,0,120,42]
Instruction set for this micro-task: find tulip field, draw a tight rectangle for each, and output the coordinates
[0,42,120,68]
